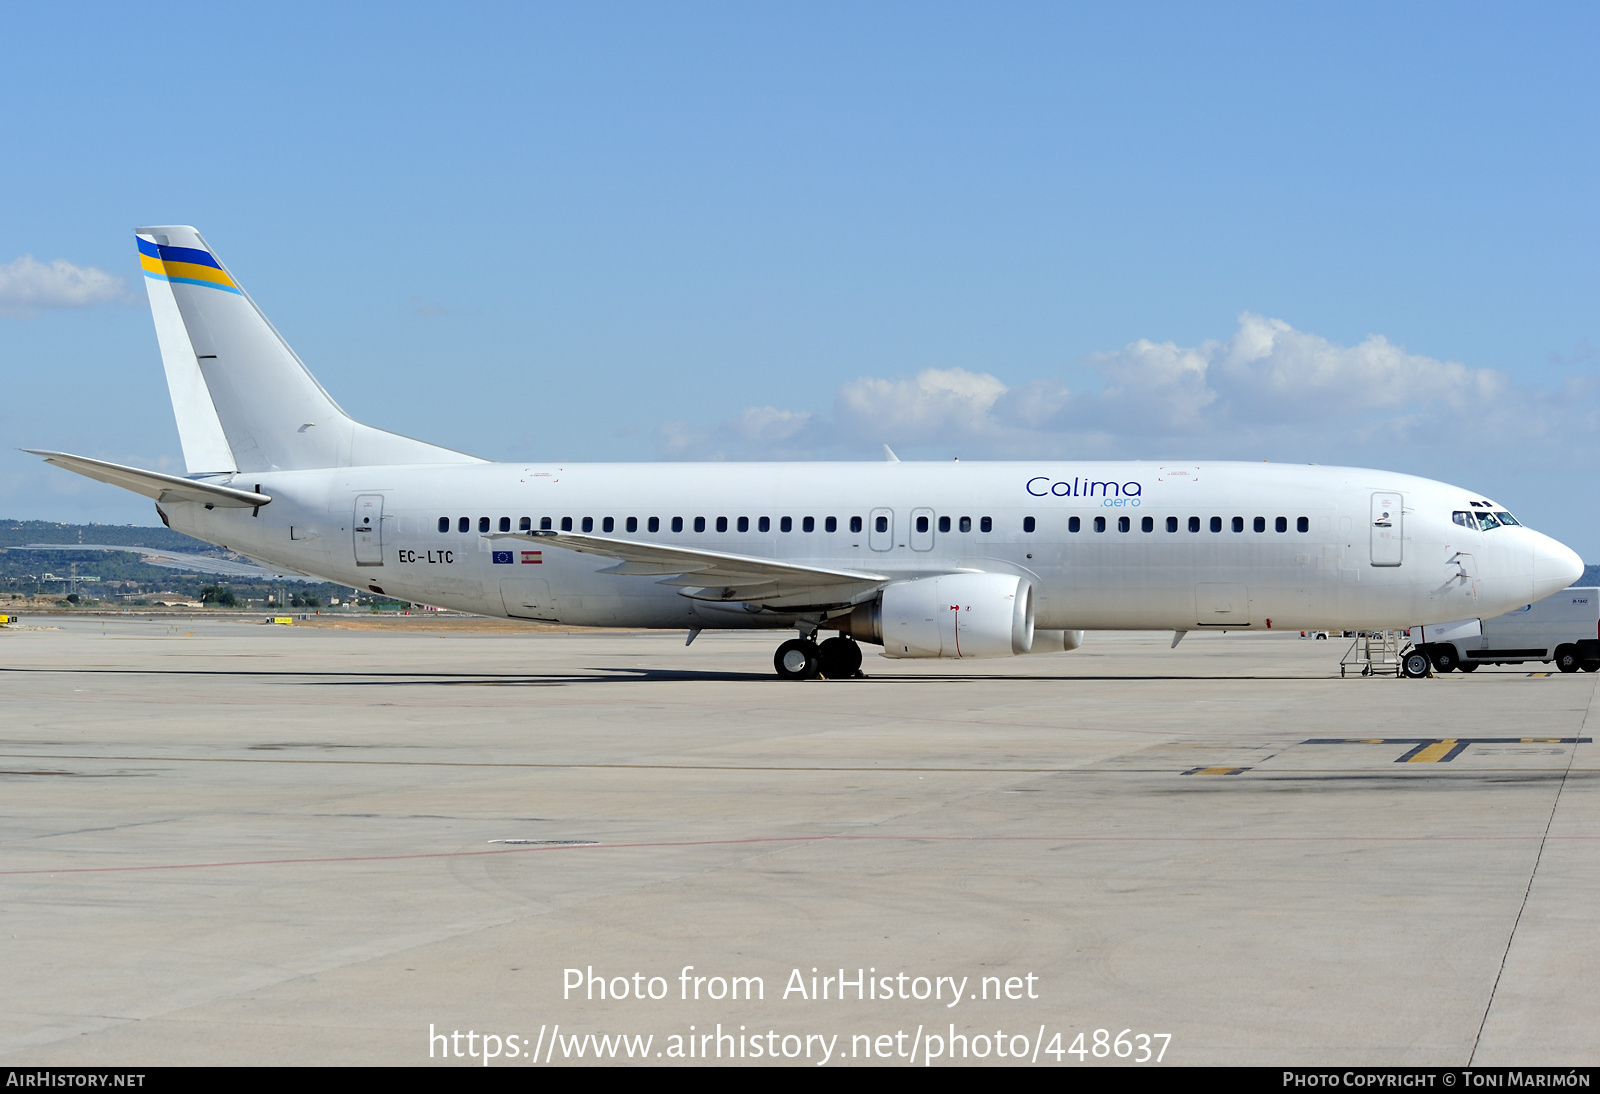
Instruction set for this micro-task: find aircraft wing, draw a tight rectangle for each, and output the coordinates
[25,450,271,509]
[485,531,892,608]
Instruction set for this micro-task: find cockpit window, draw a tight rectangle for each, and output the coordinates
[1494,511,1521,527]
[1452,511,1474,528]
[1476,512,1502,531]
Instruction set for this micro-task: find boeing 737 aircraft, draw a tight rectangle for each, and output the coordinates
[29,227,1587,679]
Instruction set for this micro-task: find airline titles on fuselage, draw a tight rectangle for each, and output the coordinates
[1025,476,1144,504]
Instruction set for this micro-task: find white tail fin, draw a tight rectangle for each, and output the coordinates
[136,226,481,473]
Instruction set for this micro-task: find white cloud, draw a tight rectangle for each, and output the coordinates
[730,405,812,444]
[660,312,1593,470]
[834,367,1008,441]
[0,255,126,317]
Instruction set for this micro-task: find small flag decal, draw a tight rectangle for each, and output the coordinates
[521,550,542,564]
[492,550,513,565]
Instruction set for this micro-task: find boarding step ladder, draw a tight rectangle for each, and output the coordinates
[1339,630,1407,678]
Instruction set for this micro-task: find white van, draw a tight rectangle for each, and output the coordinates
[1416,588,1600,673]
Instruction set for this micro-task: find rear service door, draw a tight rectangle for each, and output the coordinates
[354,494,384,566]
[1371,492,1403,566]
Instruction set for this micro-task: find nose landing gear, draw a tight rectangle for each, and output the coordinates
[773,635,864,680]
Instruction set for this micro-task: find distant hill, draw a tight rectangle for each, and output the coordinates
[0,520,351,605]
[0,520,221,553]
[1579,564,1600,588]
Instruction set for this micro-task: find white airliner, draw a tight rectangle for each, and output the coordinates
[30,226,1585,679]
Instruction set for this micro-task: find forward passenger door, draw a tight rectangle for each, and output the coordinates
[1371,492,1403,566]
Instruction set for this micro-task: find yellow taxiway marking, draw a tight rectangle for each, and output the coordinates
[1404,739,1460,763]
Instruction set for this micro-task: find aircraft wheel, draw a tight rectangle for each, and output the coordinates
[1431,646,1458,673]
[774,638,820,680]
[1458,661,1479,673]
[816,636,863,679]
[1402,650,1431,679]
[1555,645,1581,673]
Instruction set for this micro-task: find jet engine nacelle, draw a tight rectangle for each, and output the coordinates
[839,573,1035,658]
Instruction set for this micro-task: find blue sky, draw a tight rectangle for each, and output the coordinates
[3,3,1597,555]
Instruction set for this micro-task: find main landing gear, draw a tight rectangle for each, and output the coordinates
[774,635,864,680]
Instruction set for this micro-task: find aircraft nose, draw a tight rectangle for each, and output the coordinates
[1531,532,1585,599]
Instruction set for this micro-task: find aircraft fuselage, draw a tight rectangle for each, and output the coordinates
[159,459,1571,634]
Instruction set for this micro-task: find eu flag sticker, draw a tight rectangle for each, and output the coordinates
[492,550,513,565]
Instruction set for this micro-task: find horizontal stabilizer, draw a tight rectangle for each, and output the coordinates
[25,450,271,509]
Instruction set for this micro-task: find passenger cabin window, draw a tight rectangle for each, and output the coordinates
[671,517,683,533]
[849,516,862,533]
[479,517,490,533]
[1189,516,1200,533]
[582,517,594,533]
[1069,516,1081,533]
[938,516,950,533]
[1142,516,1154,532]
[541,517,552,531]
[519,517,531,532]
[738,516,749,532]
[959,516,971,533]
[1114,516,1126,532]
[826,516,837,532]
[602,517,614,533]
[1094,516,1106,533]
[1210,517,1222,533]
[498,516,510,532]
[561,517,573,531]
[803,516,815,532]
[1297,517,1309,532]
[1166,516,1178,533]
[1252,517,1264,533]
[459,517,470,533]
[716,516,728,532]
[917,515,930,533]
[875,516,888,533]
[648,517,659,532]
[980,517,992,533]
[781,517,793,533]
[438,517,449,533]
[1275,517,1286,533]
[1023,516,1035,533]
[694,517,706,533]
[626,517,638,532]
[760,517,771,532]
[1231,517,1244,533]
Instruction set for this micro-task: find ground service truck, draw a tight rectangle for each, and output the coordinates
[1412,587,1600,673]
